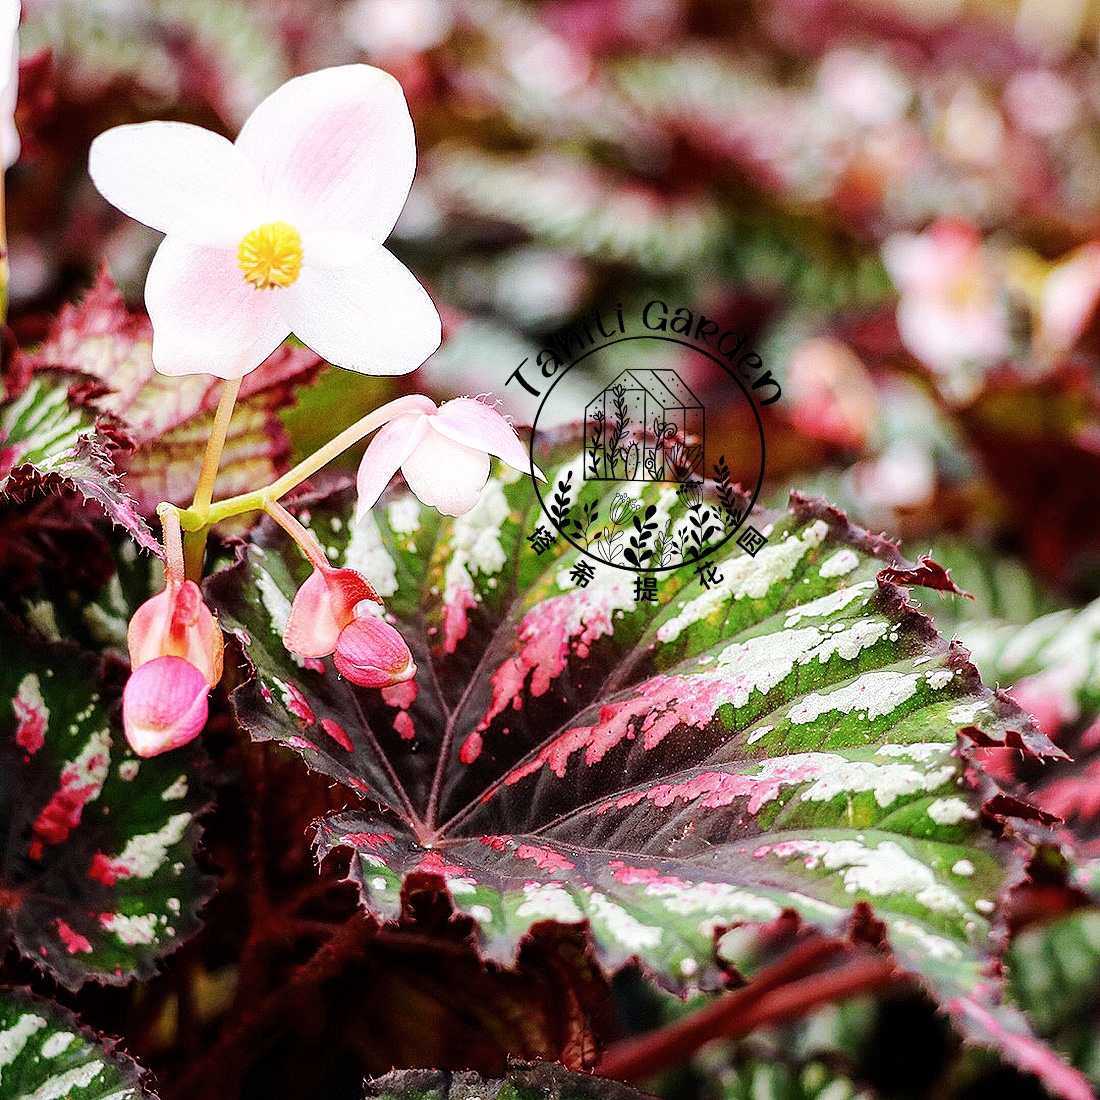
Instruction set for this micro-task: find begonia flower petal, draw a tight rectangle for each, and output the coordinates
[144,236,291,378]
[89,123,263,248]
[122,656,210,758]
[284,568,342,658]
[355,413,430,521]
[287,247,440,376]
[334,615,416,688]
[235,64,415,243]
[284,567,382,659]
[128,587,174,670]
[128,579,224,685]
[403,426,490,516]
[430,398,537,477]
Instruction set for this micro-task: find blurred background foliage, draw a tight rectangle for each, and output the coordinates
[11,0,1100,1096]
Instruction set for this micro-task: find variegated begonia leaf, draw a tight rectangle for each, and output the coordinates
[0,618,211,989]
[31,268,323,514]
[207,431,1082,1093]
[0,987,154,1099]
[364,1064,646,1100]
[0,370,158,555]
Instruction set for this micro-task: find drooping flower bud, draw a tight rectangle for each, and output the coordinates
[283,562,413,688]
[123,577,225,757]
[123,656,211,757]
[333,614,416,688]
[283,564,381,659]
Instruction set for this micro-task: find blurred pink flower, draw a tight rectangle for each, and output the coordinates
[355,396,542,519]
[1038,243,1100,358]
[882,221,1009,397]
[88,65,440,379]
[787,337,878,450]
[283,562,415,689]
[123,577,224,757]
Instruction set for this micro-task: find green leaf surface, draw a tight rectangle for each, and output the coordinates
[0,619,212,989]
[0,373,158,555]
[207,430,1085,1095]
[0,987,153,1099]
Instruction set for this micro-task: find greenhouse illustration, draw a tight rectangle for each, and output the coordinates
[584,368,705,482]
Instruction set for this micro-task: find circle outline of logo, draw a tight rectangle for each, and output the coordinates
[529,333,767,573]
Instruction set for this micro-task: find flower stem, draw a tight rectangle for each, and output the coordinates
[193,376,244,515]
[264,498,329,572]
[205,392,435,525]
[182,376,242,579]
[157,504,186,583]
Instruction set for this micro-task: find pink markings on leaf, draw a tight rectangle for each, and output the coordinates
[515,844,576,872]
[29,739,111,860]
[321,717,353,751]
[418,850,469,877]
[460,731,483,764]
[285,683,315,725]
[381,679,417,709]
[443,584,479,654]
[382,677,418,740]
[88,852,130,885]
[55,919,93,955]
[600,765,826,816]
[505,674,692,784]
[506,667,783,786]
[607,860,689,888]
[13,674,48,755]
[480,587,627,733]
[480,835,512,851]
[342,832,393,849]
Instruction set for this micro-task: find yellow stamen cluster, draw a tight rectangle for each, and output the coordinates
[237,221,304,290]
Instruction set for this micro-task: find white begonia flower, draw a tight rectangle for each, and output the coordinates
[88,64,441,379]
[355,396,542,519]
[0,0,20,170]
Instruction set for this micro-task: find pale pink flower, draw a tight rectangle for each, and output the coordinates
[283,561,415,688]
[1037,243,1100,358]
[123,577,224,757]
[355,396,540,519]
[88,64,440,379]
[0,1,19,170]
[882,221,1009,397]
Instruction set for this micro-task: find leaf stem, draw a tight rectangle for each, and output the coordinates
[597,941,901,1083]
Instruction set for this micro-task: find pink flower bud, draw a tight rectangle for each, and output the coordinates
[128,577,224,686]
[283,564,383,658]
[333,614,416,688]
[122,656,211,757]
[123,577,224,756]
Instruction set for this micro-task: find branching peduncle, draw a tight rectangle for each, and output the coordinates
[171,390,434,581]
